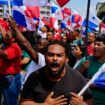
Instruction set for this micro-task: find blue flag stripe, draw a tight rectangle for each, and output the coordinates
[13,10,27,27]
[0,0,23,6]
[82,19,98,28]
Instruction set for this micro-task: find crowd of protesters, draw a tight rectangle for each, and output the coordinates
[0,17,105,105]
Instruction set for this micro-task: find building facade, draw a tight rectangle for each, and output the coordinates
[0,5,3,17]
[96,2,105,23]
[40,6,51,21]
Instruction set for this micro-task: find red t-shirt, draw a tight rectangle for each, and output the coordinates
[0,43,22,75]
[87,43,94,56]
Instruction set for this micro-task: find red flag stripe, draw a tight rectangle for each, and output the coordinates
[56,0,70,7]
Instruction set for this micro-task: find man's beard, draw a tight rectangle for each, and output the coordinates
[46,62,65,77]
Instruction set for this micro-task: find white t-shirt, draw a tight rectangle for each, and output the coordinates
[23,53,45,83]
[37,30,47,38]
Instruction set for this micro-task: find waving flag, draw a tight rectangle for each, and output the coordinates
[50,2,59,30]
[78,63,105,96]
[41,17,47,25]
[51,4,59,14]
[70,10,82,30]
[50,1,63,20]
[0,0,48,6]
[50,17,59,30]
[13,6,40,30]
[0,0,23,5]
[63,7,72,15]
[94,71,105,89]
[56,0,70,7]
[25,6,40,18]
[38,20,45,29]
[61,18,71,29]
[71,14,82,24]
[23,0,48,6]
[37,18,46,37]
[38,17,48,29]
[62,7,72,19]
[54,9,63,20]
[82,13,101,30]
[61,22,66,29]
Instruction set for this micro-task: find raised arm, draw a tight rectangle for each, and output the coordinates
[0,24,8,58]
[8,18,39,63]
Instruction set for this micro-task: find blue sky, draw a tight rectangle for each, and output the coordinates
[66,0,105,17]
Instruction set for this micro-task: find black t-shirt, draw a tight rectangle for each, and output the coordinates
[21,65,92,104]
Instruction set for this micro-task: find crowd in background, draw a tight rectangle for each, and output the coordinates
[0,17,105,105]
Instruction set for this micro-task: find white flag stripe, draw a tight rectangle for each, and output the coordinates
[78,63,105,96]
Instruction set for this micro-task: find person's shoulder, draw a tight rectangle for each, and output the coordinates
[66,64,86,80]
[37,52,45,61]
[11,42,20,47]
[37,52,44,56]
[30,66,46,77]
[11,43,22,51]
[66,65,80,75]
[87,56,93,59]
[82,56,94,62]
[79,56,92,62]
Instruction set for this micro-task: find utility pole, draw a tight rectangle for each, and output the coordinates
[85,0,91,59]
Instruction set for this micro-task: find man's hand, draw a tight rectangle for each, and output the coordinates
[0,24,6,37]
[70,92,87,105]
[81,60,90,70]
[44,92,67,105]
[8,17,17,30]
[78,60,90,74]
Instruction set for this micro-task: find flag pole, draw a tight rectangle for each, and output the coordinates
[8,0,12,16]
[85,0,91,60]
[78,63,105,96]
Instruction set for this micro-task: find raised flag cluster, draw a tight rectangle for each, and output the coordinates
[0,0,82,31]
[0,0,70,7]
[7,0,103,34]
[0,0,48,6]
[50,1,62,30]
[13,6,40,30]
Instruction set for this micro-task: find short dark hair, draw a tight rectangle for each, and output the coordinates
[44,40,70,58]
[95,33,105,44]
